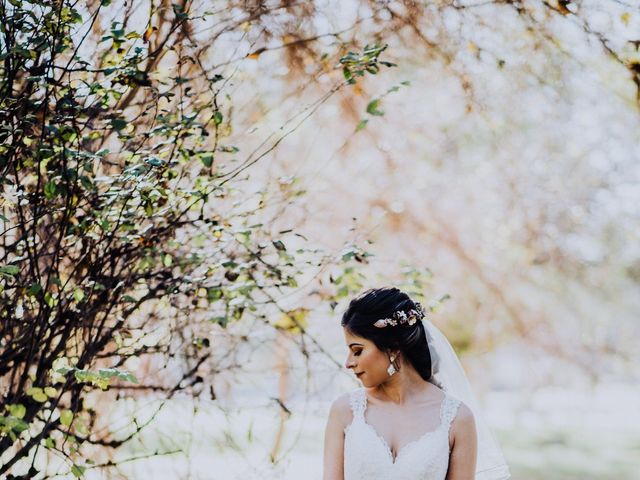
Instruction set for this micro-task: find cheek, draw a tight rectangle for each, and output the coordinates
[362,350,385,371]
[358,351,389,386]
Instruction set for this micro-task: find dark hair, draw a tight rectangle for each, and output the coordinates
[341,287,432,381]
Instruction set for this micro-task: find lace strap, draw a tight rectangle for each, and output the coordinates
[349,388,367,419]
[440,394,461,432]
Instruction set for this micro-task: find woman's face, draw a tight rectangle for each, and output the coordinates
[343,328,392,387]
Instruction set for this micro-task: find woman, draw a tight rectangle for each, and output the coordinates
[323,287,510,480]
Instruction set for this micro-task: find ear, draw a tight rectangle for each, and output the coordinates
[388,350,401,361]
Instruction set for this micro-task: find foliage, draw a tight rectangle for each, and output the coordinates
[0,1,393,476]
[2,0,638,476]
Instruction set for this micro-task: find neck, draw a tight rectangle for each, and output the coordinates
[374,363,430,404]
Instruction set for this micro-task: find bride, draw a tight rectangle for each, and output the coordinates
[323,287,510,480]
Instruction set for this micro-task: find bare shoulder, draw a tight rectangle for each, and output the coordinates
[324,393,352,479]
[454,401,475,424]
[450,400,477,440]
[328,392,353,429]
[447,400,479,475]
[329,393,353,430]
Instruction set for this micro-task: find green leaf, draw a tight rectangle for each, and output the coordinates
[79,176,94,191]
[34,392,48,402]
[0,265,19,276]
[9,404,26,419]
[0,415,28,433]
[45,437,55,449]
[27,387,48,403]
[97,368,138,384]
[72,288,85,303]
[272,240,286,251]
[27,283,42,295]
[44,181,58,199]
[207,287,223,302]
[61,129,78,142]
[117,372,138,383]
[200,152,214,167]
[44,292,56,307]
[60,409,73,426]
[144,156,166,167]
[98,368,118,378]
[342,67,353,83]
[213,111,223,125]
[355,119,368,132]
[110,118,127,131]
[71,464,85,478]
[366,99,384,116]
[210,316,228,327]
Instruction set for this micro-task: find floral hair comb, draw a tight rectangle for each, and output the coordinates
[373,302,425,328]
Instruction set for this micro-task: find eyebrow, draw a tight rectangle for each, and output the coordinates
[348,343,364,348]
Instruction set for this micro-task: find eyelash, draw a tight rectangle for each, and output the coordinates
[353,350,362,356]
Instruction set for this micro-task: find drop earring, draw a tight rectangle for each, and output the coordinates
[387,355,397,376]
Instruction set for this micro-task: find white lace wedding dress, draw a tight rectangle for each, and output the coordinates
[343,387,461,480]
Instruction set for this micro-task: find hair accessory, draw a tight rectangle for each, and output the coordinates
[373,302,424,328]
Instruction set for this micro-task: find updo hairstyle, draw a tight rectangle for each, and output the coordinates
[341,287,432,381]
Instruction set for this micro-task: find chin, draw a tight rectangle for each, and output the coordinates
[358,378,379,388]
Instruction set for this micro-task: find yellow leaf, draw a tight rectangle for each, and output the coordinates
[621,12,631,25]
[247,47,266,60]
[33,392,48,403]
[218,123,232,137]
[143,25,156,42]
[44,387,58,398]
[272,308,309,333]
[557,0,572,15]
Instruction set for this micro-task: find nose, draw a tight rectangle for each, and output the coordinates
[344,354,356,370]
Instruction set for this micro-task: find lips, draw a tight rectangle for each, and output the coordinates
[355,372,364,377]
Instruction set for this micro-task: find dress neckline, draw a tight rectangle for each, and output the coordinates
[357,388,449,464]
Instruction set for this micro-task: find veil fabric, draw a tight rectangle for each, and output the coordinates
[424,319,511,480]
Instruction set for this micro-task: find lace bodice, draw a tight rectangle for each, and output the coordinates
[343,388,461,480]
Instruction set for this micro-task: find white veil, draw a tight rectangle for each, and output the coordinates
[424,319,511,480]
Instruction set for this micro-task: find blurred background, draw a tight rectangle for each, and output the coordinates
[3,0,639,479]
[186,1,640,478]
